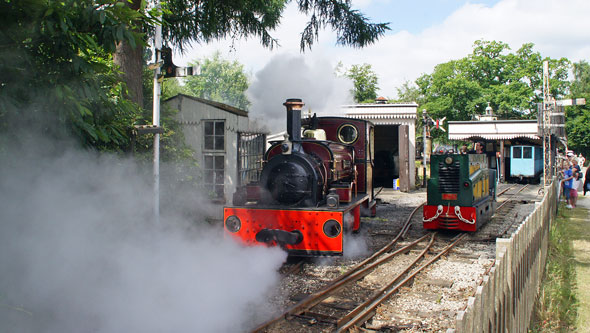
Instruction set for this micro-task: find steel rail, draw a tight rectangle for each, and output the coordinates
[496,183,518,197]
[336,232,436,330]
[331,202,425,285]
[251,203,426,333]
[337,233,468,331]
[496,184,528,210]
[251,234,430,332]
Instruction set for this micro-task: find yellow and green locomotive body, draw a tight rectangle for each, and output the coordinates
[423,153,496,231]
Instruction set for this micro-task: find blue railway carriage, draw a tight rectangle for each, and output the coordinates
[509,145,542,183]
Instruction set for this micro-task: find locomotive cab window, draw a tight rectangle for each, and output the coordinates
[513,147,522,159]
[523,147,532,159]
[338,124,358,144]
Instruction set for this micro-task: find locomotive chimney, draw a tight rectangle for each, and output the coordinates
[283,98,304,141]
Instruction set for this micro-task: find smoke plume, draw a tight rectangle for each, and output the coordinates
[0,135,286,332]
[247,53,353,132]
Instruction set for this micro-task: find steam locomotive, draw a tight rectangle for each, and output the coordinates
[423,151,496,232]
[224,98,376,256]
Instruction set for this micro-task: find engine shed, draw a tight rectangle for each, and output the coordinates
[342,100,418,191]
[165,94,267,205]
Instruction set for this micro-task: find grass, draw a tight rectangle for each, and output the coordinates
[531,203,579,332]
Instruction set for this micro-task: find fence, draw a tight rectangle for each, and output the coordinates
[453,180,559,332]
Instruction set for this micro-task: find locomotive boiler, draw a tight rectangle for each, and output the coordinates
[423,151,496,232]
[224,98,376,256]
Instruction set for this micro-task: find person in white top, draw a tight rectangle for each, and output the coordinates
[571,168,581,208]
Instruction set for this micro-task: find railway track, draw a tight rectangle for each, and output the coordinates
[252,203,468,332]
[470,184,535,241]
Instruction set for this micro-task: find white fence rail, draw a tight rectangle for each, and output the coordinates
[454,181,558,332]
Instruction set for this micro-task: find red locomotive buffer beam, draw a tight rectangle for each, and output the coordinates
[423,205,477,232]
[224,197,365,256]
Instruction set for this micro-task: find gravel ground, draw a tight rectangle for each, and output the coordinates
[257,184,542,332]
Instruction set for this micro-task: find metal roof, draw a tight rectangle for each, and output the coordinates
[342,103,418,122]
[164,94,249,117]
[448,120,540,140]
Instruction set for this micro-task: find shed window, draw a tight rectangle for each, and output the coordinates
[204,120,225,151]
[203,120,225,200]
[203,154,224,199]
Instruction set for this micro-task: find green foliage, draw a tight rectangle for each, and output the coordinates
[161,0,389,53]
[413,40,570,142]
[161,78,190,100]
[395,80,421,103]
[183,51,251,110]
[566,60,590,157]
[0,0,147,150]
[346,63,379,103]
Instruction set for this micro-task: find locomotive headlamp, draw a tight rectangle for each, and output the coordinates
[445,156,453,165]
[323,219,342,238]
[463,181,470,188]
[225,215,241,233]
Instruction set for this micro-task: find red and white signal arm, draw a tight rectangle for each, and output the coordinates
[435,117,446,132]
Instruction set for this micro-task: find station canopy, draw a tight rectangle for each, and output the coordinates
[448,120,540,140]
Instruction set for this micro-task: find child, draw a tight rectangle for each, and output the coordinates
[570,169,581,208]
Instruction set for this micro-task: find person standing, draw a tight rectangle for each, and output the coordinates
[562,162,574,208]
[584,167,590,196]
[571,168,581,208]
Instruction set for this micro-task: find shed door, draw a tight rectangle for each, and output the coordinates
[399,125,410,192]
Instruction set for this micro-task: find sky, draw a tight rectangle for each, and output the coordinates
[174,0,590,102]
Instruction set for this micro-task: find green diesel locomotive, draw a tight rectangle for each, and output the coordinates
[423,153,496,231]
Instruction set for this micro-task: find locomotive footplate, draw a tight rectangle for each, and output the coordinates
[223,194,370,256]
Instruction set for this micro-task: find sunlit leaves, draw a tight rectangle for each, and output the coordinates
[183,51,251,110]
[346,63,378,103]
[0,0,146,150]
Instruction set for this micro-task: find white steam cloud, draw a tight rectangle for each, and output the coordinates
[247,53,354,133]
[0,136,286,332]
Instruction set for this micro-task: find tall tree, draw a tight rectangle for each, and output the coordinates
[346,63,379,103]
[183,51,251,110]
[566,60,590,158]
[118,0,389,106]
[0,0,144,149]
[414,40,570,141]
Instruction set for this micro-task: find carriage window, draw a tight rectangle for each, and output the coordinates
[513,147,522,159]
[338,124,358,144]
[523,147,533,159]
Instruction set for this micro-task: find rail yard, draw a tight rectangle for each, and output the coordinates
[251,183,546,332]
